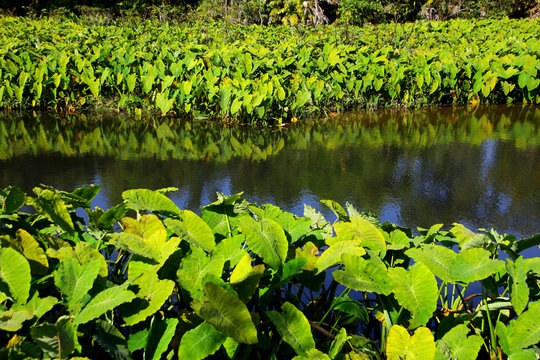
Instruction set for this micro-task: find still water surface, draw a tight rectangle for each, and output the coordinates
[1,105,539,241]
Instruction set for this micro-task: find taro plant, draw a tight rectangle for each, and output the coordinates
[0,184,539,359]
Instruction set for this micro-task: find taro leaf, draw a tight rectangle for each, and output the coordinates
[89,203,128,230]
[13,292,57,321]
[72,185,101,206]
[0,247,31,304]
[329,328,351,359]
[122,215,167,248]
[0,309,33,331]
[314,240,365,274]
[230,253,265,284]
[194,282,258,344]
[122,271,175,325]
[31,316,76,359]
[0,186,25,214]
[164,210,216,251]
[388,262,438,326]
[13,229,49,275]
[239,216,288,270]
[178,322,226,360]
[277,258,307,286]
[145,317,178,360]
[387,229,410,250]
[53,241,108,278]
[321,199,350,222]
[275,212,313,244]
[434,324,482,360]
[511,234,540,255]
[266,302,315,356]
[303,204,331,233]
[295,241,319,271]
[74,285,136,325]
[94,320,131,360]
[177,247,225,300]
[292,348,331,360]
[406,244,457,283]
[450,223,490,250]
[333,254,392,295]
[33,188,75,235]
[331,295,369,325]
[127,328,149,353]
[334,216,386,254]
[55,257,101,310]
[213,234,247,268]
[109,233,161,262]
[386,325,435,360]
[507,257,529,315]
[450,248,505,284]
[122,189,181,217]
[507,301,540,353]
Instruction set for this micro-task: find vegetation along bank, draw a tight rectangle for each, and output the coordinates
[0,17,539,123]
[0,185,539,358]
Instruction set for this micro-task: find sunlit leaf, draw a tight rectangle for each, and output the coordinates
[434,324,482,360]
[266,302,315,356]
[74,286,136,325]
[54,257,101,310]
[450,248,505,283]
[122,189,181,216]
[406,244,456,283]
[388,262,438,326]
[240,216,288,270]
[334,216,386,253]
[333,253,391,295]
[386,325,435,360]
[178,322,226,360]
[164,210,215,251]
[0,247,31,304]
[194,282,258,344]
[315,240,365,274]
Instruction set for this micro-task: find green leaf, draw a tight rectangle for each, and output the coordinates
[507,302,540,352]
[406,244,456,283]
[292,348,331,360]
[333,253,391,295]
[0,186,25,214]
[434,324,482,360]
[518,71,531,89]
[156,91,174,115]
[12,229,49,275]
[177,247,225,300]
[388,262,438,326]
[450,248,504,284]
[122,189,181,216]
[13,292,58,321]
[0,309,33,331]
[122,271,175,325]
[93,320,132,360]
[145,317,178,360]
[164,210,215,251]
[74,285,136,325]
[329,328,350,359]
[507,257,529,315]
[334,216,386,253]
[178,322,226,360]
[266,302,315,356]
[386,325,435,360]
[321,199,350,222]
[33,188,74,234]
[55,257,101,310]
[194,282,258,344]
[110,233,161,261]
[315,240,365,274]
[240,216,288,270]
[0,247,31,304]
[31,316,76,359]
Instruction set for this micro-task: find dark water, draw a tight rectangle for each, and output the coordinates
[1,105,539,243]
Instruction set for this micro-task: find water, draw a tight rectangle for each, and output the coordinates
[0,105,538,246]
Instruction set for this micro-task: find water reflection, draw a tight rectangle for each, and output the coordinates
[0,105,539,238]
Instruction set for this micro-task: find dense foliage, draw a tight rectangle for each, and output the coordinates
[0,185,539,359]
[0,17,538,123]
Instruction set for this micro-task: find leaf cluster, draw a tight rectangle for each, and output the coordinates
[1,185,540,359]
[0,17,538,121]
